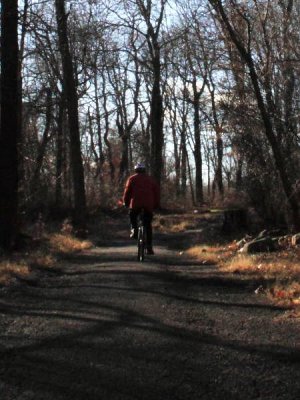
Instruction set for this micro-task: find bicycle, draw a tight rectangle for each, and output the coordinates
[137,208,146,262]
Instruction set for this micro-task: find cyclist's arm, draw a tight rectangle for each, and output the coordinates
[123,177,132,208]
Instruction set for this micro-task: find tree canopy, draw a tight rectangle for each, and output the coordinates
[1,0,300,249]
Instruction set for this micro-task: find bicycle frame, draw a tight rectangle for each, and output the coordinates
[137,209,146,261]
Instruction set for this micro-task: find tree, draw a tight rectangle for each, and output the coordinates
[0,0,20,250]
[135,0,167,186]
[106,35,141,184]
[209,0,300,229]
[55,0,86,229]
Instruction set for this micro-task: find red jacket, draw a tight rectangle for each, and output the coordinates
[123,173,160,212]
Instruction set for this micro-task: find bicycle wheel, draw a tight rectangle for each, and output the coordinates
[137,225,145,261]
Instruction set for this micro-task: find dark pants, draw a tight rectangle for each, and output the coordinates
[129,209,153,248]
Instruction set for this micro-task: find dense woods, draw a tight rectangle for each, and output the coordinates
[1,0,300,249]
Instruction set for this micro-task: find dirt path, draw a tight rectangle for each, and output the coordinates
[0,217,300,399]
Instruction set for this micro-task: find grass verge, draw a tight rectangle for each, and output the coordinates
[48,233,93,253]
[153,212,216,233]
[0,232,93,287]
[0,261,30,286]
[186,242,300,310]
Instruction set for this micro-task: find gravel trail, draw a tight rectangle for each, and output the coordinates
[0,220,300,399]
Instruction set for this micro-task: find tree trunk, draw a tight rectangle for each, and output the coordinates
[170,122,180,197]
[0,0,20,250]
[30,88,52,196]
[102,78,115,182]
[55,95,64,208]
[17,0,29,208]
[139,107,151,169]
[236,156,243,190]
[119,134,129,183]
[208,73,224,200]
[55,0,86,229]
[94,71,105,178]
[181,139,188,197]
[215,126,224,198]
[193,94,203,204]
[187,154,196,206]
[136,0,165,186]
[150,55,164,185]
[117,118,130,184]
[180,105,188,197]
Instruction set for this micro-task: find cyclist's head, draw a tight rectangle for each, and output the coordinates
[134,162,146,173]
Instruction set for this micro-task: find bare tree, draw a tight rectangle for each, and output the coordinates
[209,0,300,229]
[106,35,141,184]
[135,0,167,185]
[55,0,86,229]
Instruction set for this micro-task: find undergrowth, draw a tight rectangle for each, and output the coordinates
[186,242,300,310]
[0,230,93,287]
[156,212,300,312]
[49,233,92,253]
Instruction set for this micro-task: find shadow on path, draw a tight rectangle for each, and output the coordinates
[0,223,299,400]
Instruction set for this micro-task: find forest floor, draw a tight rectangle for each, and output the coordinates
[0,211,300,399]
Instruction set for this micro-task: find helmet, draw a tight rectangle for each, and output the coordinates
[134,162,146,172]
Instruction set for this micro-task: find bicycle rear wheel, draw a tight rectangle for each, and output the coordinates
[137,225,145,261]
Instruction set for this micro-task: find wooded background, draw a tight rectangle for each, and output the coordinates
[1,0,300,249]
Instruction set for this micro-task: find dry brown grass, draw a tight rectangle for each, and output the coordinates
[29,251,57,269]
[0,260,30,285]
[0,249,57,286]
[0,232,93,288]
[267,282,300,305]
[186,245,232,265]
[154,213,206,233]
[167,221,195,233]
[186,241,300,307]
[222,251,300,279]
[48,233,93,253]
[221,254,258,273]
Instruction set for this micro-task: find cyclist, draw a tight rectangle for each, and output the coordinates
[123,162,160,255]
